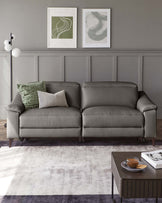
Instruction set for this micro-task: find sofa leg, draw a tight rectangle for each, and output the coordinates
[78,136,82,143]
[152,138,155,146]
[142,137,146,143]
[82,137,85,143]
[137,137,147,144]
[137,137,141,143]
[19,137,24,142]
[9,138,13,148]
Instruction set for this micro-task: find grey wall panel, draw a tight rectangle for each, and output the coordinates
[143,56,162,118]
[0,56,10,104]
[0,56,10,118]
[65,56,88,84]
[39,56,63,81]
[92,56,113,81]
[118,56,138,85]
[13,56,35,96]
[1,51,162,119]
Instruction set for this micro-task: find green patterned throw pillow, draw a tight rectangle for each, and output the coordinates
[17,81,46,109]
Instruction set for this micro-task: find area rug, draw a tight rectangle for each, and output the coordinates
[1,145,162,197]
[0,195,160,203]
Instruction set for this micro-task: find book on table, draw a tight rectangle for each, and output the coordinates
[141,150,162,169]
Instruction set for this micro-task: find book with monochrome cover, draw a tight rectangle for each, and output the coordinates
[141,150,162,169]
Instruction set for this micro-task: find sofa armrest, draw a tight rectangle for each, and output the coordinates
[6,93,25,114]
[137,91,157,138]
[7,111,20,139]
[143,110,157,138]
[137,91,157,113]
[6,93,24,139]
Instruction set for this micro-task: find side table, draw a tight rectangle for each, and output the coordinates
[111,152,162,202]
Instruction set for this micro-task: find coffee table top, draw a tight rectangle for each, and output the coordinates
[112,151,162,180]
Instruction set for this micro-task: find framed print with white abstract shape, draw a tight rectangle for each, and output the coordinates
[47,8,77,48]
[82,9,111,48]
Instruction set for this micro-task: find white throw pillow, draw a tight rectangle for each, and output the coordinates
[37,90,68,108]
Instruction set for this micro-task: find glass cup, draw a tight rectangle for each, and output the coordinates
[126,158,139,168]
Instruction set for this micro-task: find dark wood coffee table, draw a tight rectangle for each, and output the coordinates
[111,152,162,203]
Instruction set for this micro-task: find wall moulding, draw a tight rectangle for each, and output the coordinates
[1,49,162,55]
[0,49,162,118]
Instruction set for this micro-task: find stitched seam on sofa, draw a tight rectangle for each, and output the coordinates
[46,84,79,87]
[20,127,81,129]
[21,115,81,117]
[83,82,137,86]
[83,86,137,89]
[83,127,144,128]
[84,114,142,116]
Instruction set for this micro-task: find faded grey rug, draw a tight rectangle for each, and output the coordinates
[1,145,162,198]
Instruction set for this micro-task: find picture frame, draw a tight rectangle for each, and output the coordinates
[47,8,77,48]
[82,8,111,48]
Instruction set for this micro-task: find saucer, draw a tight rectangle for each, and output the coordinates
[121,160,147,172]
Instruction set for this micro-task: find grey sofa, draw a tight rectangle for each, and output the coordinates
[82,82,157,145]
[7,82,81,147]
[7,81,157,147]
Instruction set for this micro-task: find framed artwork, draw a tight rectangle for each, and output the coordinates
[47,8,77,48]
[82,9,111,48]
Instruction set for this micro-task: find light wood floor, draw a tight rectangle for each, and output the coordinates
[1,120,162,141]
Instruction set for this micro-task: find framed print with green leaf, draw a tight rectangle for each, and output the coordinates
[82,9,111,48]
[47,8,77,48]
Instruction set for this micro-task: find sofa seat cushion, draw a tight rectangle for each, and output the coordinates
[83,106,144,128]
[20,107,81,128]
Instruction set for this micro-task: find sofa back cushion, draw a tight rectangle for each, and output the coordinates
[45,82,80,109]
[82,82,138,110]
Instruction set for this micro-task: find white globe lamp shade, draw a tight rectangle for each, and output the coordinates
[12,48,21,57]
[4,44,12,52]
[11,34,15,40]
[4,40,10,45]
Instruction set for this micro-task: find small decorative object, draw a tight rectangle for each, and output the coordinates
[17,81,46,110]
[38,90,68,109]
[3,33,21,101]
[126,158,139,168]
[121,159,147,172]
[82,8,111,48]
[12,48,21,57]
[47,7,77,48]
[141,150,162,169]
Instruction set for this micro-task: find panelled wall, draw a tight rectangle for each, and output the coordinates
[0,50,162,119]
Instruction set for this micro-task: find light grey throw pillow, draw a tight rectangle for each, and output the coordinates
[37,90,68,108]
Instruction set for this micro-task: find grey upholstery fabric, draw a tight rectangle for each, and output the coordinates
[7,111,19,139]
[144,110,157,138]
[7,94,24,139]
[83,106,144,128]
[6,81,157,141]
[20,107,81,128]
[82,82,138,110]
[83,128,143,138]
[137,91,157,112]
[46,82,80,109]
[137,92,157,138]
[6,93,25,113]
[20,128,80,138]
